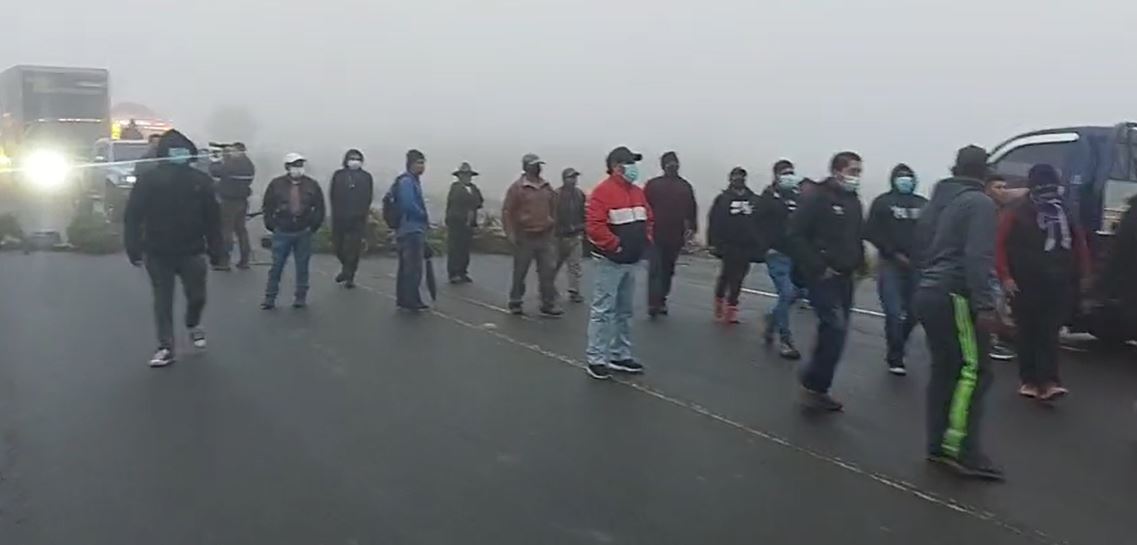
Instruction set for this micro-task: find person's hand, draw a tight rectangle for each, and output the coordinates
[1002,278,1019,298]
[894,254,911,267]
[822,267,839,280]
[975,310,1001,334]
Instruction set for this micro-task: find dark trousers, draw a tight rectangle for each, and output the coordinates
[916,287,992,462]
[219,199,251,267]
[648,242,683,309]
[509,231,557,308]
[1012,281,1071,387]
[145,254,208,351]
[332,217,366,281]
[265,231,312,302]
[396,232,426,308]
[800,274,854,393]
[877,260,920,365]
[713,254,751,306]
[447,224,474,279]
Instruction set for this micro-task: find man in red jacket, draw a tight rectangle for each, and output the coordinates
[584,146,654,380]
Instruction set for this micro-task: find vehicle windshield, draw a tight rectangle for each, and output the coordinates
[111,142,151,162]
[23,71,109,121]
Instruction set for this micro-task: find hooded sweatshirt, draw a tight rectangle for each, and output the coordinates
[785,178,865,281]
[123,130,223,261]
[708,185,763,260]
[329,150,375,223]
[754,183,799,255]
[914,177,997,311]
[865,164,928,261]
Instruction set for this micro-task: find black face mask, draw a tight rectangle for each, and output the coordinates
[664,163,680,175]
[524,165,542,177]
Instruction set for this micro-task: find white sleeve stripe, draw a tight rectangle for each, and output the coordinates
[607,206,648,225]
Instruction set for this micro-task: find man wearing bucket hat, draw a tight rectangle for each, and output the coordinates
[502,153,561,316]
[445,161,485,283]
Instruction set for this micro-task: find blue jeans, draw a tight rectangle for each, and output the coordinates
[265,230,312,301]
[765,251,796,341]
[877,259,919,365]
[800,274,854,393]
[396,232,426,308]
[586,259,637,366]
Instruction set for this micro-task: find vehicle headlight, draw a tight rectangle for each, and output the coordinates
[124,174,137,184]
[23,150,71,191]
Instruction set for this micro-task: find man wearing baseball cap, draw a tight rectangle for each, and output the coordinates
[260,153,326,310]
[554,167,587,303]
[584,146,653,379]
[502,153,561,316]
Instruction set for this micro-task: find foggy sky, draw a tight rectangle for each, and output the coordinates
[5,0,1136,204]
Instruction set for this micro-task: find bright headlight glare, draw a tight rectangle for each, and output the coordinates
[24,150,71,190]
[124,174,138,184]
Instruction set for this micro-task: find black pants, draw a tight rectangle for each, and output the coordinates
[1011,281,1072,387]
[145,254,208,352]
[916,287,992,463]
[332,218,366,281]
[648,242,682,309]
[714,255,750,306]
[447,224,474,279]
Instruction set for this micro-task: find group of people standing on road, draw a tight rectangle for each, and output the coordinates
[123,128,1101,484]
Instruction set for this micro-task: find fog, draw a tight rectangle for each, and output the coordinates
[5,0,1135,206]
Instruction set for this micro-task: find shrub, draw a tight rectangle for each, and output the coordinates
[66,210,123,254]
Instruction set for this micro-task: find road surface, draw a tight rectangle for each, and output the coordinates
[1,251,1134,545]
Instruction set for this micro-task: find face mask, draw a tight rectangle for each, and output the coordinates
[346,159,363,170]
[288,167,305,179]
[840,175,860,193]
[621,164,640,183]
[777,174,801,189]
[167,147,192,165]
[894,176,916,194]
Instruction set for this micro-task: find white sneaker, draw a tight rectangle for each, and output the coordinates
[189,327,207,349]
[149,348,175,367]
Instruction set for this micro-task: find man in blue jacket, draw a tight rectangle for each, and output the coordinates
[393,149,430,311]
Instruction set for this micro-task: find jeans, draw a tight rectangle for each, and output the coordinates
[509,231,557,308]
[765,251,795,341]
[219,199,251,267]
[265,230,312,302]
[333,217,366,281]
[647,242,682,309]
[800,273,854,393]
[145,254,208,351]
[396,232,426,308]
[714,254,750,306]
[586,259,637,366]
[447,224,474,279]
[555,235,583,295]
[1012,279,1072,386]
[877,259,920,365]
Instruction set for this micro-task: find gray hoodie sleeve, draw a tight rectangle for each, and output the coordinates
[963,192,997,311]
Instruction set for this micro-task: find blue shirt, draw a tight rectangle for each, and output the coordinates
[395,172,429,236]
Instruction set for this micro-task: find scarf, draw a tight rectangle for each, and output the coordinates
[1030,185,1070,251]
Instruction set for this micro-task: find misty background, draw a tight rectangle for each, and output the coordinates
[5,0,1135,211]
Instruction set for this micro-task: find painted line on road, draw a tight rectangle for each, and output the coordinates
[319,267,1063,545]
[677,275,887,319]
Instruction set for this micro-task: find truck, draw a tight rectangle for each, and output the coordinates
[988,122,1137,343]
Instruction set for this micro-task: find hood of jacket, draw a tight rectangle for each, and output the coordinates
[342,149,364,167]
[156,129,197,158]
[889,163,915,191]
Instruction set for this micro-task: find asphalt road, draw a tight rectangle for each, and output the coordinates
[1,251,1135,545]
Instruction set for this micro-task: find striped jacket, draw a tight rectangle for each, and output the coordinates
[586,174,654,264]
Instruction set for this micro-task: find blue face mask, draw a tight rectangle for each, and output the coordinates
[777,174,802,189]
[622,163,640,183]
[894,176,916,194]
[167,147,192,165]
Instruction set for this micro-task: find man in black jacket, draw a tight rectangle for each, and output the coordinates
[755,159,803,360]
[644,151,698,316]
[787,151,866,411]
[124,129,223,368]
[329,149,374,289]
[708,167,763,324]
[209,142,256,271]
[914,145,1003,481]
[261,153,326,309]
[445,162,484,284]
[554,167,586,303]
[865,163,928,375]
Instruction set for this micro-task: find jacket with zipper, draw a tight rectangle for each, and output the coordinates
[329,166,374,224]
[208,155,256,201]
[445,181,484,228]
[586,174,654,264]
[754,184,799,255]
[914,176,997,311]
[262,175,326,233]
[786,178,865,281]
[708,186,764,261]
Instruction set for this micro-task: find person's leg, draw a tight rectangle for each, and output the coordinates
[535,233,559,310]
[800,276,845,393]
[178,255,208,329]
[765,252,795,340]
[1037,287,1067,390]
[1011,295,1040,388]
[877,260,906,367]
[332,223,347,272]
[293,231,312,302]
[343,219,364,281]
[218,200,240,267]
[586,260,620,367]
[660,243,681,306]
[727,260,749,306]
[509,234,535,308]
[144,256,177,350]
[900,266,920,344]
[396,232,426,308]
[264,232,294,304]
[447,225,463,279]
[456,226,473,278]
[714,257,730,299]
[565,237,583,297]
[944,294,994,467]
[234,200,251,267]
[916,288,965,456]
[611,264,636,362]
[647,244,664,310]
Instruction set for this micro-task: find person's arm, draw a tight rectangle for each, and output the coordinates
[363,174,374,213]
[501,184,518,239]
[644,192,655,245]
[785,193,826,280]
[396,176,425,223]
[123,174,149,264]
[576,188,587,229]
[707,194,724,250]
[685,180,699,235]
[586,188,618,253]
[200,176,224,264]
[446,182,463,222]
[311,181,327,232]
[472,185,484,210]
[994,210,1014,284]
[329,173,340,219]
[964,194,999,311]
[864,196,895,259]
[262,181,277,232]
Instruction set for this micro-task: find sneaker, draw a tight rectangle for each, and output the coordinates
[798,299,812,311]
[989,343,1016,361]
[149,348,175,368]
[540,306,565,318]
[344,280,356,290]
[398,303,430,312]
[648,306,663,318]
[586,364,612,380]
[260,299,276,310]
[778,339,802,360]
[235,261,251,270]
[334,272,347,284]
[888,363,908,376]
[508,303,524,316]
[723,305,740,325]
[609,359,644,374]
[461,275,474,284]
[292,298,307,309]
[1040,384,1069,401]
[934,455,1005,482]
[659,304,669,316]
[448,276,463,285]
[1018,384,1039,398]
[189,327,207,349]
[213,264,232,272]
[569,291,585,304]
[801,388,844,412]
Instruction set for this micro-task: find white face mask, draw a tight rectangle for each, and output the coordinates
[346,159,363,170]
[288,167,305,179]
[840,175,860,193]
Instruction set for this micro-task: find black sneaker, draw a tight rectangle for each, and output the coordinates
[659,305,669,316]
[801,388,844,412]
[213,264,232,272]
[609,359,644,374]
[449,276,463,285]
[568,292,585,304]
[398,303,430,312]
[235,261,251,270]
[344,280,356,289]
[260,299,276,310]
[648,306,663,318]
[149,348,175,368]
[508,303,524,316]
[586,364,612,380]
[540,306,565,318]
[929,453,1006,482]
[779,339,801,360]
[334,272,347,284]
[888,362,908,376]
[989,343,1016,361]
[292,298,307,309]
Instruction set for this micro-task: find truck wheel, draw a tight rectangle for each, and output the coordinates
[104,184,125,223]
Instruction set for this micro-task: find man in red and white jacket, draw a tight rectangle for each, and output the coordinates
[584,146,654,380]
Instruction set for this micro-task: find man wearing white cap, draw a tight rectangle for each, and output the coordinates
[260,153,326,309]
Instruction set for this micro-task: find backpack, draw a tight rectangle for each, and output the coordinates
[381,180,401,229]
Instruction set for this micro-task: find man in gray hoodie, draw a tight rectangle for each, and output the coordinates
[914,145,1004,482]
